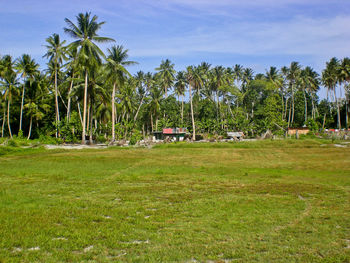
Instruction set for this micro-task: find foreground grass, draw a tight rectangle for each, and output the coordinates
[0,140,349,262]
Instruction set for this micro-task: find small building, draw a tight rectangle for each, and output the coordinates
[287,127,310,136]
[227,132,245,140]
[152,128,187,141]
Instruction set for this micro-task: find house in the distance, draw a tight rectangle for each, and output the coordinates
[152,128,188,141]
[287,127,310,136]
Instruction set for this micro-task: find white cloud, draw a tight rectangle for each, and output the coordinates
[127,15,350,61]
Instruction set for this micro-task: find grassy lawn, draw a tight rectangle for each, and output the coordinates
[0,140,350,262]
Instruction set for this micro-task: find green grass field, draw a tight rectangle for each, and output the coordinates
[0,140,350,262]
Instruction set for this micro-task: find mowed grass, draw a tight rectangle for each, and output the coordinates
[0,140,350,262]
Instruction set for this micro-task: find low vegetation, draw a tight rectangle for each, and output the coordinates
[0,139,349,262]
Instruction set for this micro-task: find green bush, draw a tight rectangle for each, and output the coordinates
[7,139,18,147]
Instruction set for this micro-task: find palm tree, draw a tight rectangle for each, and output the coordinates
[300,67,319,124]
[15,54,39,134]
[174,71,186,125]
[266,67,284,120]
[43,33,67,137]
[105,45,136,143]
[338,57,350,129]
[24,73,50,139]
[64,12,115,144]
[65,47,78,122]
[0,55,19,138]
[185,66,203,140]
[322,58,341,129]
[286,62,301,127]
[155,59,176,98]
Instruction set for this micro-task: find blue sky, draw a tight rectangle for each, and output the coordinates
[1,0,349,89]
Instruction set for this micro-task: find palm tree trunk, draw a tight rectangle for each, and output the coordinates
[181,94,184,126]
[303,88,307,124]
[284,97,289,120]
[291,86,295,125]
[27,116,32,140]
[134,94,145,123]
[19,82,25,132]
[288,98,292,128]
[1,107,5,137]
[281,91,285,121]
[7,99,12,139]
[189,85,195,140]
[77,100,83,127]
[150,113,154,132]
[55,70,60,138]
[334,88,341,129]
[345,96,348,130]
[322,113,326,129]
[111,82,116,142]
[89,102,93,144]
[82,71,88,144]
[66,73,74,122]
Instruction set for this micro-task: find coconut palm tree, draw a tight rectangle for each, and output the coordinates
[338,57,350,129]
[300,67,319,124]
[155,59,176,98]
[64,12,115,144]
[286,62,301,127]
[24,73,50,139]
[322,58,341,129]
[185,66,203,140]
[174,71,186,125]
[15,54,39,134]
[1,55,19,138]
[105,45,136,143]
[43,33,67,136]
[266,67,285,120]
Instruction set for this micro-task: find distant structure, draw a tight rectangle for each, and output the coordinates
[152,128,188,141]
[227,132,245,140]
[287,127,309,136]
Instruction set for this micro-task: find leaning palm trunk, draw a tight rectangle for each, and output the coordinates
[7,99,12,139]
[334,88,341,129]
[19,83,25,132]
[66,73,74,122]
[111,83,116,142]
[77,100,83,127]
[189,85,195,141]
[27,116,33,140]
[81,71,88,144]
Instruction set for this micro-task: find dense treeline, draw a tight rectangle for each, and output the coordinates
[0,12,349,144]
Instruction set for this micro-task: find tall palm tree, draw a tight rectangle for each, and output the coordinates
[1,55,19,138]
[24,73,50,139]
[43,33,67,137]
[185,66,203,140]
[174,71,186,126]
[65,47,78,122]
[211,66,226,122]
[338,57,350,129]
[64,12,115,144]
[322,58,341,129]
[155,59,176,98]
[105,45,136,143]
[300,67,319,124]
[15,54,39,134]
[266,67,284,120]
[286,62,301,127]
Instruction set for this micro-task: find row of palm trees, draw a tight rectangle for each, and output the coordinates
[1,12,349,143]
